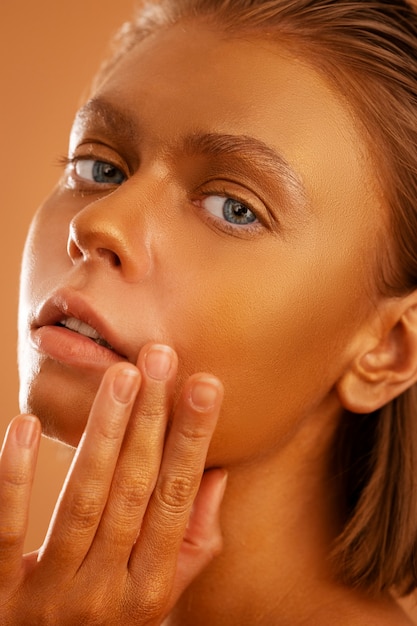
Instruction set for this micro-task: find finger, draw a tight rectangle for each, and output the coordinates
[89,344,177,564]
[38,363,140,572]
[127,374,223,610]
[0,415,41,581]
[172,469,227,599]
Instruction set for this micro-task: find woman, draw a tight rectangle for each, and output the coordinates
[3,0,417,623]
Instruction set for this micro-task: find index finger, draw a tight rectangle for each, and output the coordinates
[38,363,140,573]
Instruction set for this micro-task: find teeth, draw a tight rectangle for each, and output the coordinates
[59,317,114,350]
[61,318,100,340]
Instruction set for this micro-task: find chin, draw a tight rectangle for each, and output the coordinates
[22,391,85,448]
[19,364,98,449]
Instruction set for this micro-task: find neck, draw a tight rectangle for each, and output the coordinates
[167,404,345,625]
[165,403,411,625]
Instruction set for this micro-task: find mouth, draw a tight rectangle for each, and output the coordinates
[56,317,115,351]
[30,290,131,368]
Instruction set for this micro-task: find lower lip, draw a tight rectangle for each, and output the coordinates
[31,326,125,370]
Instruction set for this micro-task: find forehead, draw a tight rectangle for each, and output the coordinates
[77,21,380,229]
[93,23,355,137]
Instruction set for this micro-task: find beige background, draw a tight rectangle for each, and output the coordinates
[1,0,417,620]
[1,0,137,550]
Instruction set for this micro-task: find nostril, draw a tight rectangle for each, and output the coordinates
[97,247,122,267]
[66,215,149,281]
[67,236,83,262]
[67,230,122,267]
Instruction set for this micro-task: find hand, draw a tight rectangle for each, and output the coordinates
[0,344,225,625]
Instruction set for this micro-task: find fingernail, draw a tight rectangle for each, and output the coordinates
[145,345,173,380]
[16,416,38,448]
[190,378,220,410]
[113,369,139,403]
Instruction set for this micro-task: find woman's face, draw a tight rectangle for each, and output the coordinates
[19,21,384,464]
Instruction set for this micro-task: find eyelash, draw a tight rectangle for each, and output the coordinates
[58,155,127,189]
[57,154,74,172]
[195,187,264,236]
[58,155,266,237]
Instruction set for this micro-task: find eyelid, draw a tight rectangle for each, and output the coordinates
[203,195,257,224]
[196,182,274,228]
[192,188,270,239]
[65,141,131,173]
[75,158,126,182]
[60,148,129,190]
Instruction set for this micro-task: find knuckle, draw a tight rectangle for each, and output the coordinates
[29,587,115,625]
[178,421,212,445]
[117,473,151,511]
[70,596,110,625]
[127,577,170,619]
[138,405,166,425]
[100,474,153,542]
[138,593,161,620]
[157,473,195,513]
[0,526,23,551]
[68,490,103,531]
[95,415,125,443]
[2,467,30,488]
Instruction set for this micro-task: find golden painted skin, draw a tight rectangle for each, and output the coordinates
[4,19,416,625]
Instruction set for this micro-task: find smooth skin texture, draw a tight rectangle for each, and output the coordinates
[8,18,417,625]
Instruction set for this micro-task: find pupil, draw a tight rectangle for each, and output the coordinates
[233,204,248,217]
[103,164,115,178]
[92,161,125,184]
[223,198,256,225]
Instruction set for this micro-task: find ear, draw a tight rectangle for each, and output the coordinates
[337,293,417,413]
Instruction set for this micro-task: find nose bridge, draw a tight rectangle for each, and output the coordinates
[67,181,153,282]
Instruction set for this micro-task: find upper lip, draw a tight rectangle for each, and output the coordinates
[33,289,130,361]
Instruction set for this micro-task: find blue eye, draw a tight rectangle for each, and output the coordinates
[74,159,126,185]
[203,196,258,226]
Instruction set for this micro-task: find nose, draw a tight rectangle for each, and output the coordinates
[67,189,151,282]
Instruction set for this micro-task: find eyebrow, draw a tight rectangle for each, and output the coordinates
[74,98,140,145]
[182,132,308,210]
[73,97,308,213]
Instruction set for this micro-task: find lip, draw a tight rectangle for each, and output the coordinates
[31,289,132,370]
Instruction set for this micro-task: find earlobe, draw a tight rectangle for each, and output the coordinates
[337,299,417,414]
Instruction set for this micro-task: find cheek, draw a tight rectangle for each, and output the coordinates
[18,199,80,434]
[20,198,75,312]
[167,242,371,467]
